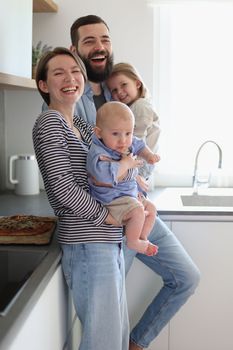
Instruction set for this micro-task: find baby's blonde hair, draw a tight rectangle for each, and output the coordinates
[96,101,135,128]
[108,62,148,98]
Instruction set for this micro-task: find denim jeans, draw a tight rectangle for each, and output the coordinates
[61,243,129,350]
[124,216,201,348]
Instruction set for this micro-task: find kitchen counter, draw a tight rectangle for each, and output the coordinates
[149,187,233,221]
[1,187,233,348]
[0,191,61,349]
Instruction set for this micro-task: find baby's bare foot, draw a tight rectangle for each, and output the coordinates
[145,242,158,256]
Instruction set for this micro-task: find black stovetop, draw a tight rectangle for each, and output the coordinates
[0,249,47,315]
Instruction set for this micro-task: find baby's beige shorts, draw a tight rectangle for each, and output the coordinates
[106,195,144,225]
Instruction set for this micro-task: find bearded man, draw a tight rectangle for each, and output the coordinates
[70,15,114,125]
[69,14,200,350]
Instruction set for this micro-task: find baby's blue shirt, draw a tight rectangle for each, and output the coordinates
[86,134,145,204]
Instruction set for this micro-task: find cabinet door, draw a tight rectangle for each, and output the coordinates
[1,0,32,78]
[8,265,68,350]
[169,221,233,350]
[126,221,171,350]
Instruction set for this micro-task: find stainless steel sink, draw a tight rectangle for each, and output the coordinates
[181,194,233,207]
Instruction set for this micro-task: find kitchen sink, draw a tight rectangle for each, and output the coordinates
[149,187,233,212]
[0,249,47,315]
[181,194,233,207]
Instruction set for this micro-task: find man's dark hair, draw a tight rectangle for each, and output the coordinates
[70,15,109,47]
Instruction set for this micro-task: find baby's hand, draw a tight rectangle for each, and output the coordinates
[147,153,160,165]
[99,155,114,162]
[121,153,144,169]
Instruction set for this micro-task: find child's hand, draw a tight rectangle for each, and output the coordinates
[147,153,160,165]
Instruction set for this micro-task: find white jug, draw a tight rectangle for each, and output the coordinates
[9,154,40,195]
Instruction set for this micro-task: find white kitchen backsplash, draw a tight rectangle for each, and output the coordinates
[209,169,233,188]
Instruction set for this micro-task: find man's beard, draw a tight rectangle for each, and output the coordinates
[80,51,114,83]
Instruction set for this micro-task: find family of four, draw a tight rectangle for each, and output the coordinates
[32,14,200,350]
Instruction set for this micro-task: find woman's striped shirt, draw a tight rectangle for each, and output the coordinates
[32,110,123,244]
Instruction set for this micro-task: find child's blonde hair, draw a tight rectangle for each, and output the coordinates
[109,62,148,98]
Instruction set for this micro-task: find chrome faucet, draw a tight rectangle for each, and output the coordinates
[192,140,222,194]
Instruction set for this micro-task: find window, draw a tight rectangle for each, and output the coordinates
[153,2,233,186]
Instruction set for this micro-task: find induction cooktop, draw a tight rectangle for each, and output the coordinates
[0,249,47,315]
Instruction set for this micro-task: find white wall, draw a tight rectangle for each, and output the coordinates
[33,0,154,92]
[3,0,155,190]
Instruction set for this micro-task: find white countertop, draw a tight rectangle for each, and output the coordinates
[148,187,233,221]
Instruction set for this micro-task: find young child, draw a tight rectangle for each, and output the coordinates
[106,62,161,179]
[86,101,160,256]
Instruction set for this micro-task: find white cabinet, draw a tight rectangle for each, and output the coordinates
[0,0,32,79]
[0,0,58,89]
[8,265,68,350]
[169,221,233,350]
[126,218,233,350]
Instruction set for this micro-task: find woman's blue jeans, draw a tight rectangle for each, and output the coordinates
[124,216,201,348]
[61,243,129,350]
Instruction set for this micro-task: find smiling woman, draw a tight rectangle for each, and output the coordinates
[32,46,130,350]
[152,2,233,186]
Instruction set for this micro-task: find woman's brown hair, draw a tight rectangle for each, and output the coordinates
[36,47,87,105]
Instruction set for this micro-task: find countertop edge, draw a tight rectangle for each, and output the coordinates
[0,237,61,349]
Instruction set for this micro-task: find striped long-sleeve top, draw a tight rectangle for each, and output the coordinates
[32,110,123,245]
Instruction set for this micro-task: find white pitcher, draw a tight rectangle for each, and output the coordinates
[9,154,40,195]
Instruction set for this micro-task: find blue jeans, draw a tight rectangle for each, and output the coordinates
[61,243,129,350]
[124,216,200,348]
